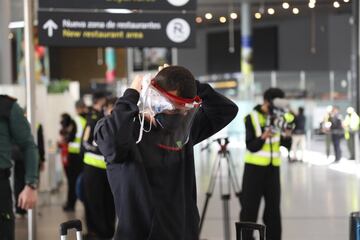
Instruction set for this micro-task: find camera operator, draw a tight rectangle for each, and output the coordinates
[240,88,292,240]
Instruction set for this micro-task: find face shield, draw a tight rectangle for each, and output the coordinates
[137,79,202,150]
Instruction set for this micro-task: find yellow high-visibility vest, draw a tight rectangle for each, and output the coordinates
[68,115,87,154]
[83,152,106,169]
[344,113,360,140]
[244,111,281,166]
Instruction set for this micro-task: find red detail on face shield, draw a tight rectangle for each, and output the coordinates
[150,80,202,109]
[157,144,182,152]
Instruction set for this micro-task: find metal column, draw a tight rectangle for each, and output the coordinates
[241,1,253,92]
[126,48,133,86]
[353,0,360,113]
[24,0,37,239]
[171,48,178,66]
[0,0,12,84]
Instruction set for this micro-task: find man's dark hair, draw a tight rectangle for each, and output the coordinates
[92,91,108,104]
[154,66,197,99]
[106,97,117,107]
[263,88,285,102]
[75,100,86,109]
[298,107,304,115]
[60,113,72,127]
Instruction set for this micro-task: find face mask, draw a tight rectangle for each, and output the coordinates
[155,113,184,132]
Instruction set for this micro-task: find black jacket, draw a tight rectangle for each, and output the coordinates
[329,113,343,135]
[245,105,291,153]
[94,82,238,240]
[82,108,104,156]
[293,114,306,135]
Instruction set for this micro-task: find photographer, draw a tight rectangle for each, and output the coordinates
[94,66,238,240]
[240,88,292,240]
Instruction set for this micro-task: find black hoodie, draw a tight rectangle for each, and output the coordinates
[94,81,238,240]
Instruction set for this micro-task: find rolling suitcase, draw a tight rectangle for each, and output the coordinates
[60,219,83,240]
[350,212,360,240]
[236,222,266,240]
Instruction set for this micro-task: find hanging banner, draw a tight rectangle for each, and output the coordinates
[38,11,196,47]
[39,0,197,11]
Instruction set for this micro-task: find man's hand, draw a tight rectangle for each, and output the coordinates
[144,112,157,126]
[18,185,38,210]
[261,129,274,140]
[130,75,143,93]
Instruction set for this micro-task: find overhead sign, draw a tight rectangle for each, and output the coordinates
[39,0,197,11]
[38,11,196,47]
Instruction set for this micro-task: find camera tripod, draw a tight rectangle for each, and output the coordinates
[199,138,241,240]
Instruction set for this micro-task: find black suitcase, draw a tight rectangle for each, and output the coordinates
[59,220,83,240]
[236,222,266,240]
[350,212,360,240]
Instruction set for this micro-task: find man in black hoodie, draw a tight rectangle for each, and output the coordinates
[94,66,238,240]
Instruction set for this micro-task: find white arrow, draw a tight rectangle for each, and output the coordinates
[43,19,58,37]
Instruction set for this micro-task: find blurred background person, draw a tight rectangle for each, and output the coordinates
[329,106,343,163]
[284,110,295,163]
[82,92,115,240]
[320,105,333,158]
[63,100,87,212]
[58,113,74,207]
[291,107,306,162]
[343,107,359,160]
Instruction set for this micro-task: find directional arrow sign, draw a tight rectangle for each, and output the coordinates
[43,19,58,37]
[38,11,196,48]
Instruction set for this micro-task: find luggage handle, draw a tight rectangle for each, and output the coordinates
[60,220,82,240]
[236,222,266,240]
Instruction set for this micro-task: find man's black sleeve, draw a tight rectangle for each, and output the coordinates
[191,81,238,145]
[245,115,266,152]
[94,89,139,164]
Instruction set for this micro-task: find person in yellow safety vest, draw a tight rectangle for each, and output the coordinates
[343,107,360,160]
[321,105,333,158]
[82,92,115,240]
[62,100,88,212]
[284,111,295,162]
[240,88,292,240]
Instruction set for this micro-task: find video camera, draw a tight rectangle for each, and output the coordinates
[266,98,295,133]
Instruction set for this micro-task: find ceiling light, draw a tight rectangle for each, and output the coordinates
[282,2,290,9]
[267,8,275,15]
[343,0,349,2]
[230,12,238,19]
[293,8,300,14]
[205,13,213,20]
[195,17,203,23]
[309,0,316,3]
[333,1,340,8]
[105,9,132,14]
[308,2,315,8]
[255,12,262,19]
[219,16,227,23]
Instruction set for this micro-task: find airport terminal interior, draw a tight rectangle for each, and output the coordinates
[1,0,360,239]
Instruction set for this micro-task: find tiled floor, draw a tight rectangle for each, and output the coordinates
[16,139,360,240]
